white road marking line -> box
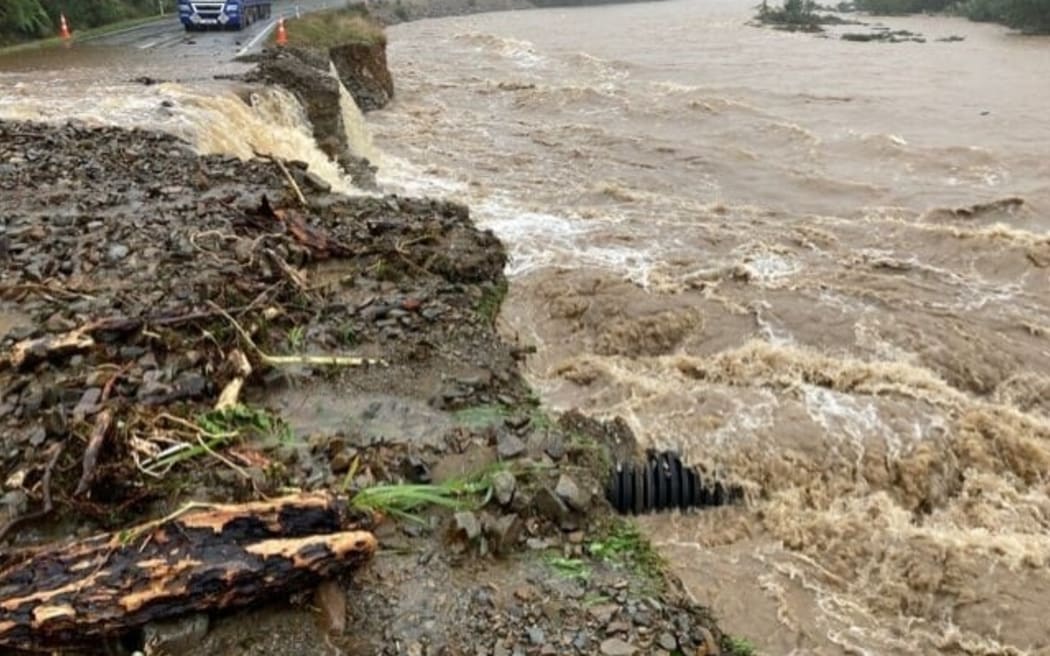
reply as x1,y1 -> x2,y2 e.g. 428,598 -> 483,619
237,18 -> 279,57
138,40 -> 158,49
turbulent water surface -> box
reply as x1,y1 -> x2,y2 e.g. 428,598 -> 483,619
366,3 -> 1050,654
3,2 -> 1050,653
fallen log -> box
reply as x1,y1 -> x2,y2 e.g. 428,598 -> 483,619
0,492 -> 375,652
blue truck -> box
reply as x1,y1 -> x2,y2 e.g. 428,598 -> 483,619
177,0 -> 273,30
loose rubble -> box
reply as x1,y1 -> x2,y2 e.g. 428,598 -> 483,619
0,119 -> 727,654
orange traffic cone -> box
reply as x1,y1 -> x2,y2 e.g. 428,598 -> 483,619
59,13 -> 71,40
276,18 -> 287,46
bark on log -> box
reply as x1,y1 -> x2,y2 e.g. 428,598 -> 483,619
0,492 -> 375,652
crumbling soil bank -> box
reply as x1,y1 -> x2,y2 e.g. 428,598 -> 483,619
0,120 -> 727,655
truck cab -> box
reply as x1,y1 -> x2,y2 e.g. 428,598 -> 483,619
177,0 -> 272,31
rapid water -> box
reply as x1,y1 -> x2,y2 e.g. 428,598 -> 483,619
366,2 -> 1050,654
0,47 -> 368,191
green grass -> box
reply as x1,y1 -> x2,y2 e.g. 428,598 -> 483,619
350,468 -> 500,523
453,402 -> 553,432
587,519 -> 666,586
286,325 -> 306,351
545,556 -> 591,581
196,403 -> 294,443
476,280 -> 508,325
453,403 -> 512,428
725,636 -> 757,656
272,7 -> 386,49
148,404 -> 294,471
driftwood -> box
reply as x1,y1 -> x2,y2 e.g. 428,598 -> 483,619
0,492 -> 375,652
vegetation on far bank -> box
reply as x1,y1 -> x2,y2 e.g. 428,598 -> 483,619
271,5 -> 386,49
0,0 -> 176,46
757,0 -> 1050,33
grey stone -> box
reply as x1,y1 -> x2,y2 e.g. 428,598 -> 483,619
658,633 -> 678,651
491,470 -> 516,505
555,474 -> 590,511
454,511 -> 482,540
28,426 -> 47,447
485,513 -> 520,553
527,626 -> 545,645
303,170 -> 332,193
544,434 -> 566,460
497,433 -> 526,459
533,487 -> 570,523
107,243 -> 129,262
73,387 -> 102,419
600,638 -> 638,656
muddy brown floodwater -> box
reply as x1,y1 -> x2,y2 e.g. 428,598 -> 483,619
363,1 -> 1050,654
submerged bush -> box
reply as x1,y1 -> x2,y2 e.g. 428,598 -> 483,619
955,0 -> 1050,32
757,0 -> 825,28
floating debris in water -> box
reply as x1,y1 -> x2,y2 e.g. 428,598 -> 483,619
605,451 -> 741,515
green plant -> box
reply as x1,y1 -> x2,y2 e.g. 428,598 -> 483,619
756,0 -> 823,26
545,556 -> 590,581
587,520 -> 666,584
453,403 -> 511,428
272,5 -> 386,48
197,403 -> 293,443
352,476 -> 482,522
340,324 -> 357,346
475,280 -> 508,325
0,0 -> 50,37
725,636 -> 757,656
286,325 -> 306,351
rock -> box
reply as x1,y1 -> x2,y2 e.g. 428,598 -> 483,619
107,243 -> 130,262
533,487 -> 570,523
555,474 -> 589,511
589,603 -> 619,625
544,434 -> 565,460
302,170 -> 332,193
330,451 -> 353,474
73,387 -> 102,419
696,627 -> 720,655
496,433 -> 526,459
600,638 -> 638,656
454,511 -> 482,540
27,426 -> 47,447
491,470 -> 516,505
142,613 -> 209,656
484,513 -> 520,554
1,490 -> 28,522
527,626 -> 545,645
606,620 -> 631,635
658,632 -> 678,651
315,580 -> 347,636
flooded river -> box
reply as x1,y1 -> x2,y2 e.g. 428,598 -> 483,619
3,0 -> 1050,653
367,2 -> 1050,654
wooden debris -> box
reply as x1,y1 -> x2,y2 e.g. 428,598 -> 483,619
256,195 -> 352,259
215,349 -> 252,411
0,493 -> 375,652
6,328 -> 94,370
74,408 -> 112,497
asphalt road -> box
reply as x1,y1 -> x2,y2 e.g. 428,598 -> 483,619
82,0 -> 344,57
